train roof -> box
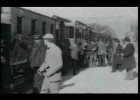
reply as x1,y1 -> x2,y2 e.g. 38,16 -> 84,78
18,7 -> 56,21
76,20 -> 93,29
52,15 -> 71,22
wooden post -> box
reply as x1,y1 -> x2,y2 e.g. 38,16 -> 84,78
74,21 -> 76,42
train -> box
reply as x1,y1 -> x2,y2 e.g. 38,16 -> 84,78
1,7 -> 113,93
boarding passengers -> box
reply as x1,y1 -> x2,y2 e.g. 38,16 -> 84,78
37,33 -> 63,93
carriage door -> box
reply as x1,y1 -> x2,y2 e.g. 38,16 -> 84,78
1,23 -> 12,91
1,23 -> 11,64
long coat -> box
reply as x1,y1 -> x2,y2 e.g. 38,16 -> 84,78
113,44 -> 123,65
123,43 -> 136,69
29,43 -> 46,68
29,43 -> 46,92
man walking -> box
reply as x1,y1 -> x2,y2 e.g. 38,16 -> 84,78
37,33 -> 63,93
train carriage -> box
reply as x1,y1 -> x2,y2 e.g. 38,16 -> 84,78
1,7 -> 56,93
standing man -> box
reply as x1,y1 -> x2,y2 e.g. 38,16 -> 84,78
29,35 -> 46,93
37,33 -> 63,93
87,40 -> 97,67
58,39 -> 71,75
86,40 -> 94,67
122,37 -> 136,80
77,42 -> 84,68
92,40 -> 98,66
97,39 -> 106,67
70,39 -> 80,75
82,40 -> 88,67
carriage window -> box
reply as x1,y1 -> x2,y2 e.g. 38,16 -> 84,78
17,17 -> 22,34
31,20 -> 36,35
70,27 -> 74,38
42,22 -> 46,35
65,27 -> 69,38
0,7 -> 2,13
51,24 -> 54,34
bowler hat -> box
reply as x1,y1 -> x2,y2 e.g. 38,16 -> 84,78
124,37 -> 130,42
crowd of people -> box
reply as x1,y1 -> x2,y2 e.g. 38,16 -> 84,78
28,33 -> 136,94
0,33 -> 137,94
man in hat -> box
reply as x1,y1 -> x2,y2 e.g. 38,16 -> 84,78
122,37 -> 136,80
29,35 -> 46,93
37,33 -> 63,93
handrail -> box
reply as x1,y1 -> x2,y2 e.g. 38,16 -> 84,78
10,59 -> 28,66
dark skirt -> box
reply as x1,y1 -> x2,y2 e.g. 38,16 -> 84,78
113,54 -> 122,65
123,54 -> 136,70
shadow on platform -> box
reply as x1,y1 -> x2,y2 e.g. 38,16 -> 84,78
60,83 -> 75,90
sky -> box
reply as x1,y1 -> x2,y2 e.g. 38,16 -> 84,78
22,7 -> 138,38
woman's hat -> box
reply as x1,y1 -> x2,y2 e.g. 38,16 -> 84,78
124,37 -> 130,42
